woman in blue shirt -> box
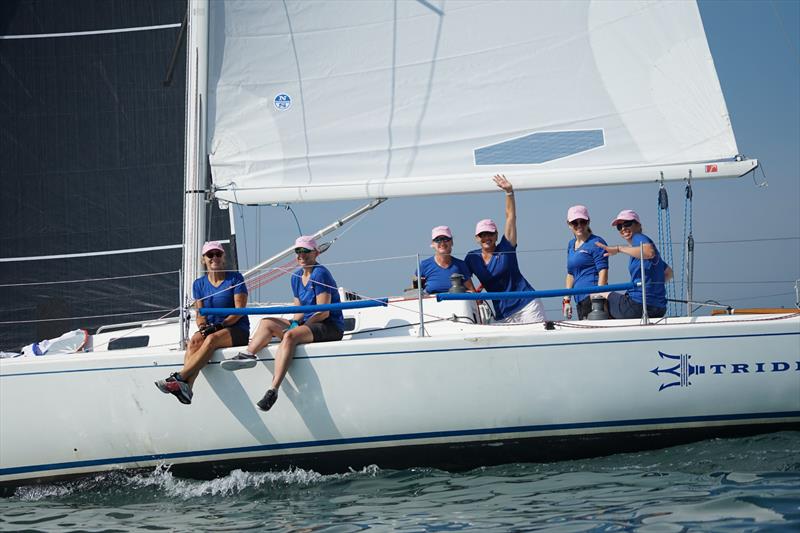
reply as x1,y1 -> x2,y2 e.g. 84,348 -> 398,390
416,225 -> 476,294
222,236 -> 344,412
465,175 -> 546,323
596,210 -> 673,319
563,205 -> 608,320
155,241 -> 249,405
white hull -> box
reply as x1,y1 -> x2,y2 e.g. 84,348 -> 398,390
2,308 -> 798,487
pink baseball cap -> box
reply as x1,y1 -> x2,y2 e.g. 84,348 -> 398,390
294,235 -> 319,251
474,219 -> 498,235
201,241 -> 224,255
567,205 -> 590,222
431,226 -> 453,240
611,210 -> 641,226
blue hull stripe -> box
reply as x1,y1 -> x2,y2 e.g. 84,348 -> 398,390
1,330 -> 797,378
2,411 -> 799,477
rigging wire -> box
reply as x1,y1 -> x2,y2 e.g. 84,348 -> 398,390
770,0 -> 800,65
752,161 -> 769,188
0,309 -> 176,326
263,203 -> 303,236
680,174 -> 694,317
0,271 -> 179,288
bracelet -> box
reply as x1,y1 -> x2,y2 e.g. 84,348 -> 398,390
617,246 -> 621,253
505,192 -> 514,196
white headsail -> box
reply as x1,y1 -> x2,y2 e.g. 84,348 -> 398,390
206,0 -> 755,205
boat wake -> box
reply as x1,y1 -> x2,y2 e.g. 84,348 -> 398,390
12,463 -> 382,502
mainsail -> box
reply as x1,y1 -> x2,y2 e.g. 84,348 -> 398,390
207,0 -> 755,205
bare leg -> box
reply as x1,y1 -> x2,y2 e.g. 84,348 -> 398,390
271,326 -> 314,390
183,332 -> 204,367
246,317 -> 289,354
180,328 -> 234,387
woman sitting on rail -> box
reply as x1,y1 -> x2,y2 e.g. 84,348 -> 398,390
155,241 -> 249,405
563,205 -> 608,320
464,174 -> 546,324
221,235 -> 344,412
595,210 -> 673,319
416,225 -> 476,294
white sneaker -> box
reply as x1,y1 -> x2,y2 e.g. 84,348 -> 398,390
220,352 -> 258,371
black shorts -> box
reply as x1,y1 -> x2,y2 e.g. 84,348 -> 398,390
307,318 -> 344,343
608,292 -> 666,319
227,325 -> 250,346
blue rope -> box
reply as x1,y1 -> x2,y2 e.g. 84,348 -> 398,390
664,201 -> 675,314
656,185 -> 676,316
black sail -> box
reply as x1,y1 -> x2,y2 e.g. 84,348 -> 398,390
0,0 -> 228,350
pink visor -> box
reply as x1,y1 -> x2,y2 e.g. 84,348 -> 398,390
294,235 -> 319,251
567,205 -> 590,222
474,219 -> 498,235
611,210 -> 641,226
431,225 -> 453,240
201,241 -> 224,255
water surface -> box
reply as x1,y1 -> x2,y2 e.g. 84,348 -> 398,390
2,432 -> 798,532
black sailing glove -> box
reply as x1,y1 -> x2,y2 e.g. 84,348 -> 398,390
200,323 -> 224,337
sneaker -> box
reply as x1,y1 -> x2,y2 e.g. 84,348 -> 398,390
154,372 -> 193,405
220,352 -> 258,371
256,388 -> 278,411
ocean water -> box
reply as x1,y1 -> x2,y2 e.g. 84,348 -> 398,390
2,432 -> 798,532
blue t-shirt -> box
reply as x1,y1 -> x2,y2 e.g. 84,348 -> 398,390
567,234 -> 609,303
290,264 -> 345,331
193,272 -> 250,333
465,236 -> 534,320
417,256 -> 472,294
627,233 -> 668,309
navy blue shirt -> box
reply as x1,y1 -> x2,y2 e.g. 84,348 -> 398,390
193,272 -> 250,333
465,236 -> 534,320
291,265 -> 345,331
417,256 -> 472,294
567,234 -> 609,303
627,233 -> 668,309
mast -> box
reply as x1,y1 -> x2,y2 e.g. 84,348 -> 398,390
181,0 -> 209,305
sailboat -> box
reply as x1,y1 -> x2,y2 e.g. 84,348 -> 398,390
1,0 -> 798,489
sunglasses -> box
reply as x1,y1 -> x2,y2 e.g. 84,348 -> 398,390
433,236 -> 452,243
294,248 -> 314,255
569,219 -> 588,227
204,251 -> 223,258
477,231 -> 497,239
616,220 -> 635,231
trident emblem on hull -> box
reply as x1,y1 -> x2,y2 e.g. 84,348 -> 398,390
650,351 -> 705,391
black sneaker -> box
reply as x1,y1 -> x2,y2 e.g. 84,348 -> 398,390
256,388 -> 278,411
155,372 -> 193,405
220,352 -> 258,371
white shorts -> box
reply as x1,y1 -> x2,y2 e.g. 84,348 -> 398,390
492,298 -> 547,324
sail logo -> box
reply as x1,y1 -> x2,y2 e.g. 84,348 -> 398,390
274,93 -> 292,110
650,351 -> 798,391
705,163 -> 718,173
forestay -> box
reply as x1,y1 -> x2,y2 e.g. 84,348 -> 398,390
207,0 -> 754,205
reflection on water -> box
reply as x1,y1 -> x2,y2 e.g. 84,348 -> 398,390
2,432 -> 799,532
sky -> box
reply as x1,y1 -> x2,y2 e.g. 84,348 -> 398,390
234,0 -> 800,316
